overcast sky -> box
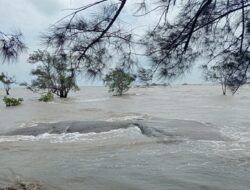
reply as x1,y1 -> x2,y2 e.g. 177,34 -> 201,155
0,0 -> 204,85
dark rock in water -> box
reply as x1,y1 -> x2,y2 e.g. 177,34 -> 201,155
3,119 -> 228,142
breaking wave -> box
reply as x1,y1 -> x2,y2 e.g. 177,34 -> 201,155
0,126 -> 144,143
0,119 -> 228,145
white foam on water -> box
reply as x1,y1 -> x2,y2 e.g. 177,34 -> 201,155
183,138 -> 250,160
75,97 -> 109,103
28,120 -> 61,128
220,125 -> 250,143
47,102 -> 59,105
106,114 -> 150,122
0,127 -> 143,144
18,123 -> 26,128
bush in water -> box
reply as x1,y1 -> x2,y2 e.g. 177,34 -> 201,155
3,96 -> 23,107
103,68 -> 135,96
39,92 -> 54,102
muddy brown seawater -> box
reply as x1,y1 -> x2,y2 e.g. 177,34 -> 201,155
0,86 -> 250,190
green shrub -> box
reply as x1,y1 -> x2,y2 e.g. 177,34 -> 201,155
3,96 -> 23,107
39,92 -> 54,102
103,68 -> 135,96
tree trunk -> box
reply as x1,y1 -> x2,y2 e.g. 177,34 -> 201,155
221,82 -> 226,95
59,90 -> 68,98
5,89 -> 9,96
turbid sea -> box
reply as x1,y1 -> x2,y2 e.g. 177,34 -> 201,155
0,85 -> 249,190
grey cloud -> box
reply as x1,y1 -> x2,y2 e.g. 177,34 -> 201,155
27,0 -> 68,15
